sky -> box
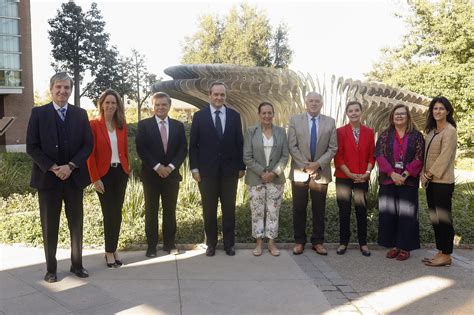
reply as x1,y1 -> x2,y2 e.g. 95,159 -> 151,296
31,0 -> 408,107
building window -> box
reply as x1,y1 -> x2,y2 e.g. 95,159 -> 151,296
0,0 -> 20,88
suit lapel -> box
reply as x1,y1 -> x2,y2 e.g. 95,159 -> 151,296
98,117 -> 111,148
269,125 -> 278,158
300,114 -> 310,149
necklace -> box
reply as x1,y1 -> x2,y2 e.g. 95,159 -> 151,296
106,121 -> 114,132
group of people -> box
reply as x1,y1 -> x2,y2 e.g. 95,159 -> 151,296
26,72 -> 457,283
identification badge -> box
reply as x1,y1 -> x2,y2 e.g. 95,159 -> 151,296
395,161 -> 404,169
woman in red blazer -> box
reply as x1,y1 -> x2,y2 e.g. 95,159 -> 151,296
334,101 -> 375,256
87,89 -> 129,268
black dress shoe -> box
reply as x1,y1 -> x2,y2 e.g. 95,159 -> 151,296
146,248 -> 157,258
225,247 -> 236,256
206,246 -> 216,257
360,247 -> 371,257
336,245 -> 347,255
70,266 -> 89,278
44,272 -> 57,283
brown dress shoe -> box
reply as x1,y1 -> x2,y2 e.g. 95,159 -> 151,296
293,244 -> 304,255
313,244 -> 328,256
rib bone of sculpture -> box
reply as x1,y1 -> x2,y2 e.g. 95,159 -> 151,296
153,64 -> 430,132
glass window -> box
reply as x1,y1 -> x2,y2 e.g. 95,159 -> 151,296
0,0 -> 19,18
0,69 -> 21,87
0,18 -> 18,34
0,35 -> 19,51
0,52 -> 20,68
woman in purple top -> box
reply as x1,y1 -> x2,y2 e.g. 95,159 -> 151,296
375,104 -> 424,261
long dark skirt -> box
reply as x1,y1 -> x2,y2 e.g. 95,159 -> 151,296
378,184 -> 420,251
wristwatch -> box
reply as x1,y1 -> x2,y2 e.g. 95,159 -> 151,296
68,162 -> 77,171
401,172 -> 408,179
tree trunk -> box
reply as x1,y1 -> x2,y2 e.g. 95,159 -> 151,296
74,67 -> 81,107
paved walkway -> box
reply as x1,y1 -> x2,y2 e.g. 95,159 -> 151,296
1,244 -> 473,314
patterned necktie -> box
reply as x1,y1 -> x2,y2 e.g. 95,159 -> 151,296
58,107 -> 66,121
310,117 -> 317,161
215,110 -> 223,140
160,120 -> 168,153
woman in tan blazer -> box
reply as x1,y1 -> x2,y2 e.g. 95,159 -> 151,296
421,96 -> 457,267
243,102 -> 289,256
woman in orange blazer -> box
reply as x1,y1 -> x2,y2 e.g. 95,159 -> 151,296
334,101 -> 375,256
87,89 -> 129,268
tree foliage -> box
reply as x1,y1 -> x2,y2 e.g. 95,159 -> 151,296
128,49 -> 160,121
48,2 -> 109,107
82,46 -> 134,103
181,3 -> 293,68
367,0 -> 473,147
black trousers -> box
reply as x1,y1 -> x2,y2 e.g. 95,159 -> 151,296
426,182 -> 455,254
199,175 -> 238,249
336,178 -> 368,246
292,181 -> 328,245
38,180 -> 84,273
96,165 -> 128,253
378,184 -> 420,251
143,175 -> 180,251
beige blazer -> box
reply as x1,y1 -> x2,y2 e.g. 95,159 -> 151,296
288,113 -> 338,183
423,123 -> 457,184
243,124 -> 289,186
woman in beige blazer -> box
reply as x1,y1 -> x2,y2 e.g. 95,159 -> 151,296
421,96 -> 457,267
243,102 -> 289,256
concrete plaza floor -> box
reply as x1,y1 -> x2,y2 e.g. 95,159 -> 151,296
1,244 -> 473,314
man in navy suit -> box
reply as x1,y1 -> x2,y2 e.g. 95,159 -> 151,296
136,92 -> 187,257
189,82 -> 245,256
26,72 -> 93,282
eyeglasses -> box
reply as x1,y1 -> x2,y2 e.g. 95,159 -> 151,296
394,112 -> 407,117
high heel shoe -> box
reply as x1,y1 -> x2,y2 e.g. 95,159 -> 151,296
113,252 -> 123,266
105,254 -> 116,268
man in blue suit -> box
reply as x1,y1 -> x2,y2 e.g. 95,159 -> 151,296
26,72 -> 93,282
189,82 -> 245,256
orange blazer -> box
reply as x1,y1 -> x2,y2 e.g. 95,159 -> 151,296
334,123 -> 375,179
87,116 -> 129,183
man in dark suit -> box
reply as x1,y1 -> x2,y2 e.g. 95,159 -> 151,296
26,72 -> 93,283
136,92 -> 187,257
189,82 -> 245,256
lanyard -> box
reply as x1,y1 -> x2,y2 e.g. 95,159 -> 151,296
395,131 -> 405,161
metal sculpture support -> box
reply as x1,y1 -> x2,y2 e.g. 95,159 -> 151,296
153,64 -> 430,132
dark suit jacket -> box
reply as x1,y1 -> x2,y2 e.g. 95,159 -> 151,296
189,106 -> 245,177
26,103 -> 93,190
136,116 -> 187,183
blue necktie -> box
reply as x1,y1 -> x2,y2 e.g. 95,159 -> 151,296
215,110 -> 223,140
58,107 -> 66,121
310,117 -> 317,161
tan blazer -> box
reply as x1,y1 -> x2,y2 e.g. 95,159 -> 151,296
288,113 -> 338,183
243,124 -> 289,186
423,123 -> 457,184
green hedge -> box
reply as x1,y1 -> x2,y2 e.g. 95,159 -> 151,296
1,151 -> 473,248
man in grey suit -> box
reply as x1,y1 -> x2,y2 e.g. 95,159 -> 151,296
288,92 -> 337,255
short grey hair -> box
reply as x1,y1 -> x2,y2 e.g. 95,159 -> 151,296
151,92 -> 172,105
49,72 -> 73,90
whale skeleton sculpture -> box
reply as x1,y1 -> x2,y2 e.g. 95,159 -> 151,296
153,64 -> 430,132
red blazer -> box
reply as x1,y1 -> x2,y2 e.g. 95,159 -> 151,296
334,123 -> 375,179
87,116 -> 129,183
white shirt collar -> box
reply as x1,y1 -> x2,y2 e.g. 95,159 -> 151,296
53,102 -> 68,111
155,115 -> 169,124
210,104 -> 226,114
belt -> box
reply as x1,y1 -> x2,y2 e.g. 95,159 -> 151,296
111,163 -> 120,168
